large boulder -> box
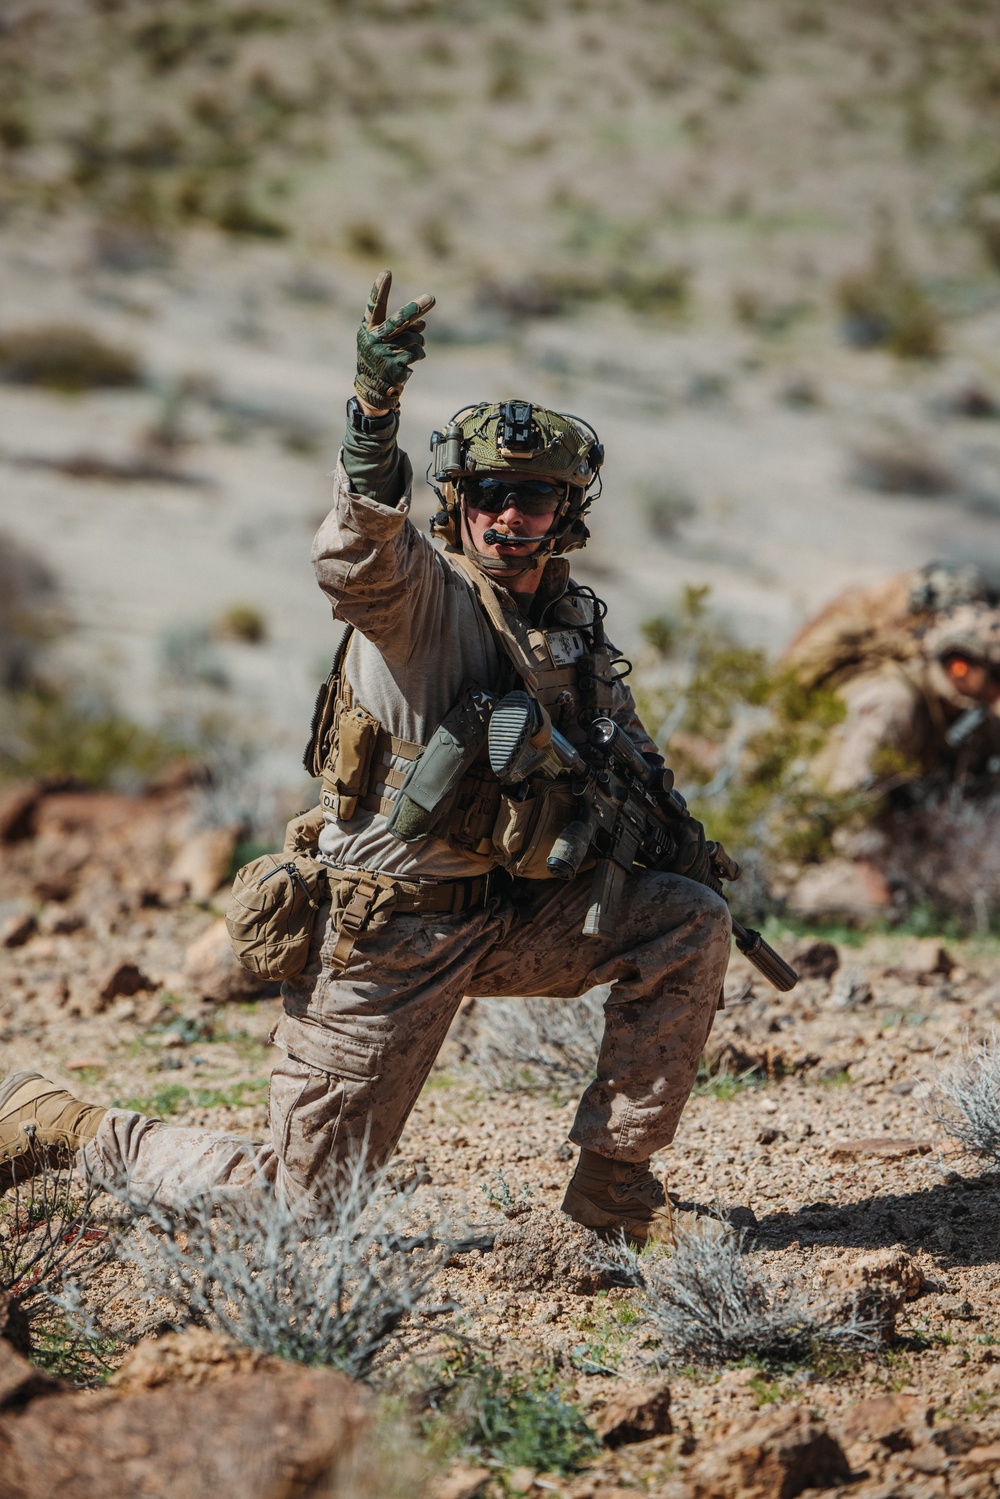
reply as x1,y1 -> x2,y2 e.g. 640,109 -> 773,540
182,917 -> 275,1004
0,1333 -> 369,1499
687,1407 -> 850,1499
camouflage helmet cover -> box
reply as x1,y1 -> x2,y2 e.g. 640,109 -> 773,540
922,601 -> 1000,669
429,399 -> 604,555
456,401 -> 602,489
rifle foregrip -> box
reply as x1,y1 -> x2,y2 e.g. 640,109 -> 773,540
731,919 -> 799,992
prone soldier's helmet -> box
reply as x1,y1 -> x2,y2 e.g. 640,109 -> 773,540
427,400 -> 604,560
922,600 -> 1000,710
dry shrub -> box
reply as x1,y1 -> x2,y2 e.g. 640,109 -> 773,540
850,434 -> 955,496
836,237 -> 943,358
931,1032 -> 1000,1165
0,324 -> 141,390
879,791 -> 1000,929
601,1230 -> 886,1366
465,989 -> 606,1091
0,1162 -> 122,1376
215,603 -> 267,644
113,1154 -> 456,1377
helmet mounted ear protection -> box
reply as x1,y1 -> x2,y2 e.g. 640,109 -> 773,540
426,400 -> 604,560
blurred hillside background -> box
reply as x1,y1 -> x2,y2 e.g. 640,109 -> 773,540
3,0 -> 1000,843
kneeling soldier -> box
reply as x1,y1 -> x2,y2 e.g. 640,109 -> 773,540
0,274 -> 732,1245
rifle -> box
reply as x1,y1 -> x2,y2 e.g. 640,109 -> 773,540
487,693 -> 798,992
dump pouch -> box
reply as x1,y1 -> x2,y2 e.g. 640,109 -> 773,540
388,684 -> 494,842
226,850 -> 328,982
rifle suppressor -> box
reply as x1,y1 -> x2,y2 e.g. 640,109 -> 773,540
731,919 -> 799,992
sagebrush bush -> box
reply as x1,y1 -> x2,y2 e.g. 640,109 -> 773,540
466,989 -> 606,1090
836,236 -> 943,358
0,324 -> 140,390
601,1230 -> 884,1366
0,1162 -> 122,1378
115,1154 -> 455,1377
931,1033 -> 1000,1164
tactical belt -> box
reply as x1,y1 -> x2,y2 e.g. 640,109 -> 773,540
325,865 -> 500,970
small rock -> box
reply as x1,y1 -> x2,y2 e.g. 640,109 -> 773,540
433,1465 -> 492,1499
183,917 -> 276,1003
687,1407 -> 850,1499
168,825 -> 241,904
109,1329 -> 267,1392
0,911 -> 36,948
828,1138 -> 932,1161
962,1443 -> 1000,1474
595,1381 -> 672,1447
899,939 -> 954,977
837,1392 -> 933,1452
899,1441 -> 948,1475
97,960 -> 154,1004
0,1350 -> 369,1499
817,1248 -> 925,1341
937,1295 -> 976,1321
789,940 -> 840,980
507,1468 -> 536,1495
37,905 -> 86,936
0,780 -> 42,842
830,965 -> 873,1009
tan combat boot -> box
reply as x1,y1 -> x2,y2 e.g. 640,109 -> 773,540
561,1147 -> 727,1247
0,1072 -> 106,1195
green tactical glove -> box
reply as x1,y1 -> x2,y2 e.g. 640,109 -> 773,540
355,269 -> 436,412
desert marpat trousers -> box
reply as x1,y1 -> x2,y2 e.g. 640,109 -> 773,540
81,870 -> 731,1215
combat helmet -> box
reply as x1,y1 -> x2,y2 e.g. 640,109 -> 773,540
923,601 -> 1000,670
427,400 -> 604,566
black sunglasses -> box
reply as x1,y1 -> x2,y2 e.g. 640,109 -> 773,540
461,475 -> 565,516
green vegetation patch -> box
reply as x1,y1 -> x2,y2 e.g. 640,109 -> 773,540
112,1078 -> 269,1116
0,325 -> 141,391
423,1354 -> 600,1476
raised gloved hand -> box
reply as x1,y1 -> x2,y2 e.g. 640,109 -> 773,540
355,269 -> 435,412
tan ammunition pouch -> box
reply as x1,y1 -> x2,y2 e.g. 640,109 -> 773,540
302,556 -> 620,878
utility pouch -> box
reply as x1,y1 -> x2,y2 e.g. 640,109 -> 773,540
321,704 -> 379,820
226,851 -> 328,981
388,684 -> 493,842
492,780 -> 584,880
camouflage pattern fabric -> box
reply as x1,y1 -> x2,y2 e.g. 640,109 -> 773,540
80,870 -> 731,1217
353,270 -> 435,412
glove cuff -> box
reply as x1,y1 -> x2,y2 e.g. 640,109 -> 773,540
354,375 -> 401,412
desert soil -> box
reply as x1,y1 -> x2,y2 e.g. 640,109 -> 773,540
3,782 -> 1000,1495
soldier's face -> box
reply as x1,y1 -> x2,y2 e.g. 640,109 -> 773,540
461,476 -> 560,563
944,655 -> 1000,705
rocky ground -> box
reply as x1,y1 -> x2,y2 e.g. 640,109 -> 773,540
4,778 -> 1000,1497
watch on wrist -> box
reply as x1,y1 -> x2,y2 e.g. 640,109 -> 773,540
347,396 -> 396,434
